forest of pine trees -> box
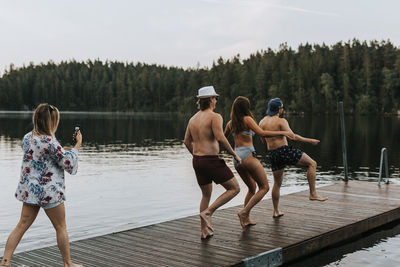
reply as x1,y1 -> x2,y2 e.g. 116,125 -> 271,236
1,39 -> 400,116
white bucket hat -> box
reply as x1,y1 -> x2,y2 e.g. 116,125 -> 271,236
197,86 -> 219,98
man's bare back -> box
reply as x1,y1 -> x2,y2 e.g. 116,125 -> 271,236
186,110 -> 220,156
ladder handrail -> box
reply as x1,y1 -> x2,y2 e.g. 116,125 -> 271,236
378,148 -> 389,186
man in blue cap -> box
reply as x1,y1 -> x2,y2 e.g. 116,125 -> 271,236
259,98 -> 327,218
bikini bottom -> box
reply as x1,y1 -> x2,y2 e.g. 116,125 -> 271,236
233,146 -> 256,167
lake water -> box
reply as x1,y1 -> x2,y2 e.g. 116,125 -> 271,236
0,112 -> 399,266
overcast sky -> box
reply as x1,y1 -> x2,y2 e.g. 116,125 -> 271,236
1,0 -> 399,70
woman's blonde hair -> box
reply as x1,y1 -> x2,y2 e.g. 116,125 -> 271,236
32,103 -> 60,136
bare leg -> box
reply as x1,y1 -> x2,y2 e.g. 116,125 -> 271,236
296,153 -> 328,201
235,165 -> 256,208
200,178 -> 240,234
1,204 -> 40,266
44,203 -> 83,267
272,169 -> 285,218
237,155 -> 270,228
199,183 -> 213,239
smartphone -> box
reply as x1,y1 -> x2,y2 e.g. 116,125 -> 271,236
73,125 -> 80,144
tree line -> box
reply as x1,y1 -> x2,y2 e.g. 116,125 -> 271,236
1,39 -> 400,116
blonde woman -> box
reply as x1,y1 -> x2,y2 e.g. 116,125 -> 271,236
1,104 -> 83,267
225,96 -> 293,227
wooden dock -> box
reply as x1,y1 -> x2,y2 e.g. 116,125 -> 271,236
4,181 -> 400,266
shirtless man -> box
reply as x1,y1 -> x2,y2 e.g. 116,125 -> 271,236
259,98 -> 328,218
184,86 -> 242,239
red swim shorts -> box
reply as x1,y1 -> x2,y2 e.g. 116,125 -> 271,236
192,155 -> 234,186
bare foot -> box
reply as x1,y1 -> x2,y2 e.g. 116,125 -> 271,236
309,194 -> 328,201
200,211 -> 214,232
65,263 -> 84,267
273,211 -> 284,218
237,211 -> 252,228
0,259 -> 11,267
247,218 -> 257,226
201,228 -> 214,239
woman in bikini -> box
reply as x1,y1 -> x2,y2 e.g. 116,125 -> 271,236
224,96 -> 293,227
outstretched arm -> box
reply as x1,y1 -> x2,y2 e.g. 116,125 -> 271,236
280,119 -> 319,145
184,122 -> 194,155
293,134 -> 320,145
245,116 -> 294,139
212,114 -> 242,165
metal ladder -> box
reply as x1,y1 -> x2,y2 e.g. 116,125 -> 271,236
378,148 -> 390,186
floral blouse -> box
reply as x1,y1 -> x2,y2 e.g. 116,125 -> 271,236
15,132 -> 79,206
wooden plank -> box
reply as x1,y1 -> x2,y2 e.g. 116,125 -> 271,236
282,208 -> 400,263
8,181 -> 400,267
117,230 -> 252,265
7,254 -> 50,267
94,234 -> 205,266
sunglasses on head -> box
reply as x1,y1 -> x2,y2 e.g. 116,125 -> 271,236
49,105 -> 55,113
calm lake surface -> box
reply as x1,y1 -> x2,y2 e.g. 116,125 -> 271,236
0,112 -> 399,266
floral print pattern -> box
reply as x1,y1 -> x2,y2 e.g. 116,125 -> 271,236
15,132 -> 79,206
268,145 -> 303,171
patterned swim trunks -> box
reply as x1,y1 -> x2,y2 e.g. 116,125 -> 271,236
268,145 -> 303,171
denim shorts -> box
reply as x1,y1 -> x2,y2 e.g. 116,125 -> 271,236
23,201 -> 64,210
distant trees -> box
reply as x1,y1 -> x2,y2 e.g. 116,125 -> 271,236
1,39 -> 400,115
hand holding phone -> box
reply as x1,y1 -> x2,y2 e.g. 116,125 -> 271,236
73,125 -> 82,148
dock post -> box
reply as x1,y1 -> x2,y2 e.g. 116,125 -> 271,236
339,102 -> 349,181
378,148 -> 390,186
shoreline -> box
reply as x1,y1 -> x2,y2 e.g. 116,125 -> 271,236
0,110 -> 399,118
0,111 -> 180,118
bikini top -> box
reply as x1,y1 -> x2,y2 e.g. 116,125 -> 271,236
232,130 -> 255,137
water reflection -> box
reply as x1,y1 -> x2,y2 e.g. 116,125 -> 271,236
288,220 -> 400,267
0,112 -> 399,257
1,113 -> 399,174
0,112 -> 186,147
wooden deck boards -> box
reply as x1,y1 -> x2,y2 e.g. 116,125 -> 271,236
4,181 -> 400,266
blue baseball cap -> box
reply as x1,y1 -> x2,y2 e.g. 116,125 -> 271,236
266,98 -> 283,116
